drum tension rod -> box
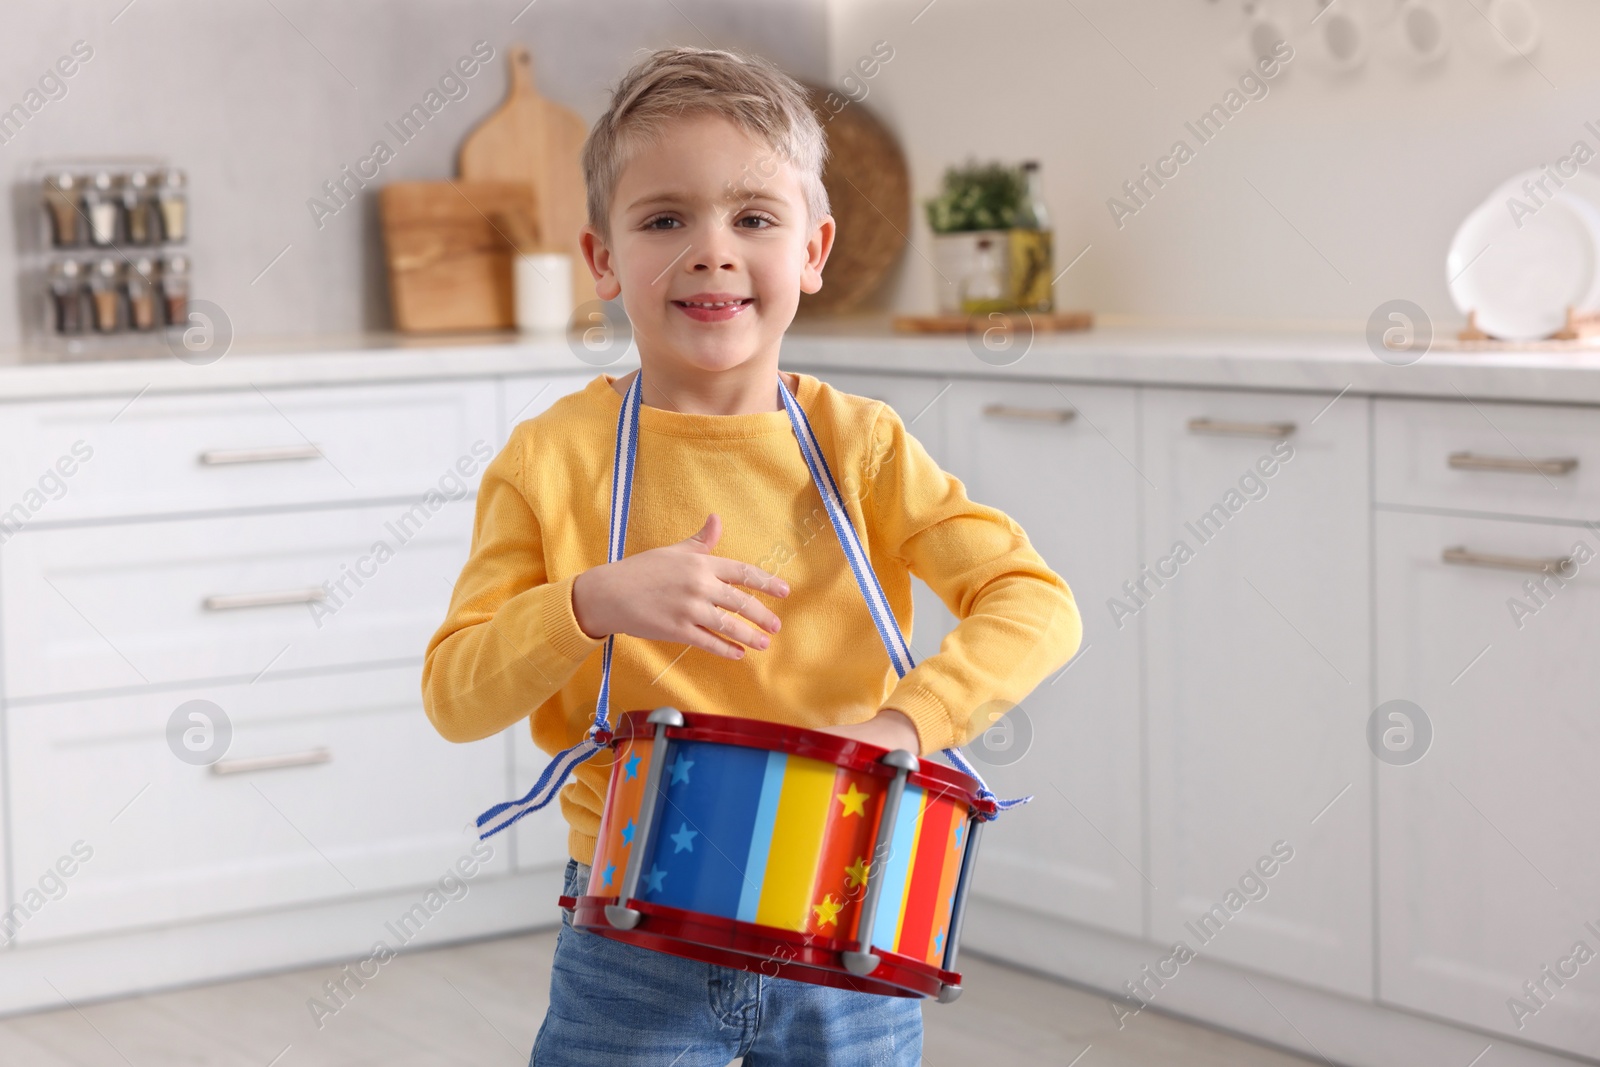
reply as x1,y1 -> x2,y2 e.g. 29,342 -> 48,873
605,706 -> 685,931
842,748 -> 919,978
937,813 -> 985,1003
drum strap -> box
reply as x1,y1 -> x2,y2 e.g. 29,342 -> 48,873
474,370 -> 1030,840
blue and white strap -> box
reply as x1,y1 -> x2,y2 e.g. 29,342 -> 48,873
473,372 -> 645,840
474,370 -> 1027,840
776,374 -> 1029,818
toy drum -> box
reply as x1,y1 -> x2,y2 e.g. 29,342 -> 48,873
559,707 -> 996,1001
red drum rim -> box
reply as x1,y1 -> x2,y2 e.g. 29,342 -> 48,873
610,708 -> 995,814
562,893 -> 957,999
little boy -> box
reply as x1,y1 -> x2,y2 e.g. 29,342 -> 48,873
422,45 -> 1082,1067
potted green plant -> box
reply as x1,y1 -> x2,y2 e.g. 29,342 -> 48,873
924,159 -> 1025,314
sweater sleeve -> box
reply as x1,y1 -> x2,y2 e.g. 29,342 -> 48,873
421,425 -> 606,744
865,402 -> 1083,755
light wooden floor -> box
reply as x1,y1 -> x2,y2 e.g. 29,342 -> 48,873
0,930 -> 1321,1066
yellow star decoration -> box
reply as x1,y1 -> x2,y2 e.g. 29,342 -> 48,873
837,783 -> 870,817
812,893 -> 843,928
844,856 -> 871,890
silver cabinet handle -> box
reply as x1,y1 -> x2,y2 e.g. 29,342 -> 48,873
983,403 -> 1076,423
1442,546 -> 1574,575
203,587 -> 327,611
199,444 -> 322,466
1187,417 -> 1295,438
1448,452 -> 1578,476
210,747 -> 332,776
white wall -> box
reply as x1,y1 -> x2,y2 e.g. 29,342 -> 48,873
12,0 -> 1591,343
827,0 -> 1600,330
0,0 -> 828,348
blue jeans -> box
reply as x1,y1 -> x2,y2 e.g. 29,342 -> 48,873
530,859 -> 923,1066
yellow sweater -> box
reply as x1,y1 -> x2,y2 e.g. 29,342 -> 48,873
422,370 -> 1083,864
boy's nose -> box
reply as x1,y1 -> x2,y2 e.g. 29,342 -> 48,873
689,225 -> 739,272
690,246 -> 736,272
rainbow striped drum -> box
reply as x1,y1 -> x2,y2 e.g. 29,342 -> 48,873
560,707 -> 994,1001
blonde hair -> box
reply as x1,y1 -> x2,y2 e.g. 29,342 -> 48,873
581,46 -> 830,244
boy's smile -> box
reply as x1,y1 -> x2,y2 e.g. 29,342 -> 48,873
580,112 -> 834,414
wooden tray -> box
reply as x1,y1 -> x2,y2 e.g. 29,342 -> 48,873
892,311 -> 1093,334
378,180 -> 537,333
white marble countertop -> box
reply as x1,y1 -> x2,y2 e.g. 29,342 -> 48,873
4,315 -> 1600,406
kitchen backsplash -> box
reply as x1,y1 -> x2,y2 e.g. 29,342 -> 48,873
9,0 -> 1600,347
0,0 -> 826,349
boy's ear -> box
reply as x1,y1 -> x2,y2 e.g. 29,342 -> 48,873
579,223 -> 622,301
799,213 -> 837,295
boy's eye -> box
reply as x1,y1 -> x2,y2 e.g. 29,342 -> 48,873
640,212 -> 776,231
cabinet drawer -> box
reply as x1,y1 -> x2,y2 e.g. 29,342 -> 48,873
1376,397 -> 1600,521
4,665 -> 511,943
2,500 -> 472,699
0,379 -> 497,524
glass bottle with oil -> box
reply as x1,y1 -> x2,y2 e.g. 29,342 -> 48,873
1009,160 -> 1054,313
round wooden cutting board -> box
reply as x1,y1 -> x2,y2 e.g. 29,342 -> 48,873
797,87 -> 910,317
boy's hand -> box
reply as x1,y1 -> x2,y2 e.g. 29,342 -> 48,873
571,513 -> 789,659
818,708 -> 921,755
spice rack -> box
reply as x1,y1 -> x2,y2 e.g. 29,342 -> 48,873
20,156 -> 190,358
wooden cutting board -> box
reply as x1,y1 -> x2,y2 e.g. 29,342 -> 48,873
458,45 -> 596,311
378,180 -> 537,332
892,311 -> 1094,333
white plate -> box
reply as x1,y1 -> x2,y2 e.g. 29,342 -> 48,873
1446,168 -> 1600,340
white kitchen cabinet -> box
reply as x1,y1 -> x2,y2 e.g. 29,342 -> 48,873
3,499 -> 473,699
1375,508 -> 1600,1058
4,664 -> 509,943
0,380 -> 497,524
1141,387 -> 1372,997
944,379 -> 1144,939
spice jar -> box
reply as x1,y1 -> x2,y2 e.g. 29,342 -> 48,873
84,171 -> 120,246
158,168 -> 187,243
89,257 -> 122,332
126,256 -> 158,331
121,171 -> 157,245
48,259 -> 87,333
160,252 -> 190,326
44,172 -> 82,248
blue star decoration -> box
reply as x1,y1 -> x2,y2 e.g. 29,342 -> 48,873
934,927 -> 947,955
644,864 -> 667,894
670,823 -> 699,853
624,752 -> 641,781
953,821 -> 965,849
948,891 -> 957,914
668,755 -> 695,785
602,863 -> 616,887
621,818 -> 636,846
